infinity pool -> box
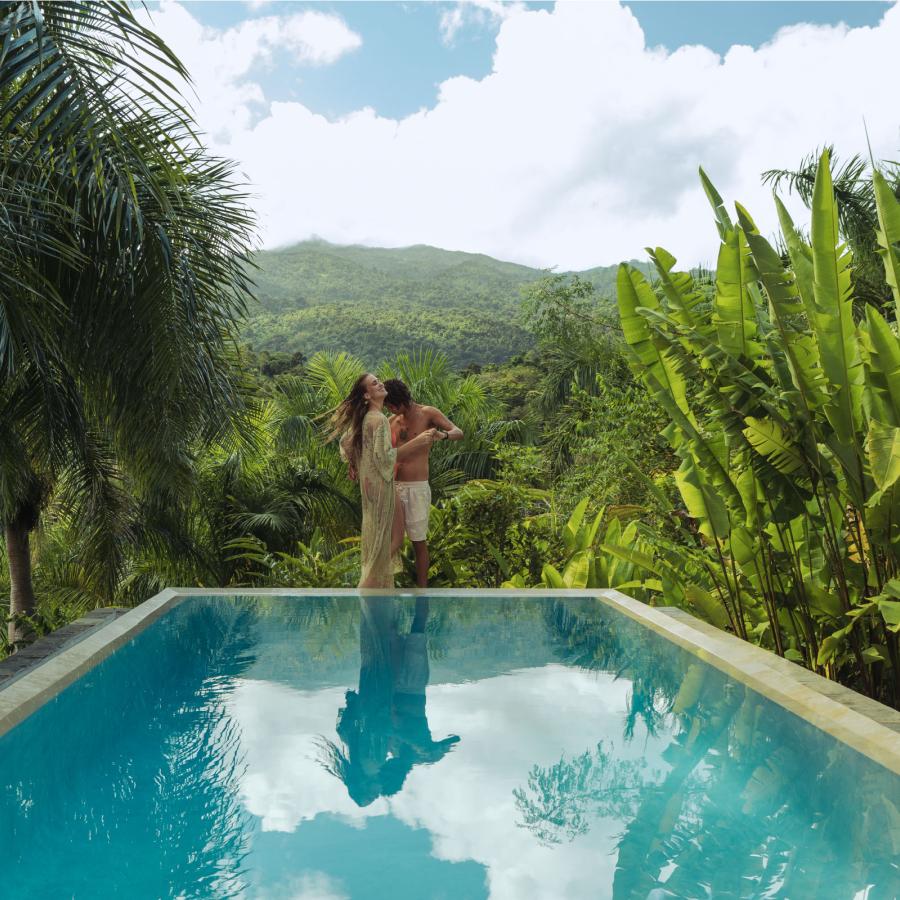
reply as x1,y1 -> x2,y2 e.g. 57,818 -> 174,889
1,593 -> 898,898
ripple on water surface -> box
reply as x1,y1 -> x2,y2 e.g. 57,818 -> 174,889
1,594 -> 898,899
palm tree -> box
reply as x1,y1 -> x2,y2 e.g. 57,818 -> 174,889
0,2 -> 257,644
762,146 -> 900,320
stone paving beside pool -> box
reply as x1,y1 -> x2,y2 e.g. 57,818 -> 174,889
0,607 -> 127,689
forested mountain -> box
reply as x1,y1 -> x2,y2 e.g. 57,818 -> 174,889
240,240 -> 647,367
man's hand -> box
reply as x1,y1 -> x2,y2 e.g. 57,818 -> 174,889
348,463 -> 358,481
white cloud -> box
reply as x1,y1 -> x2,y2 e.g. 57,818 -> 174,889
145,1 -> 899,270
229,681 -> 387,831
257,870 -> 349,900
228,666 -> 668,900
140,3 -> 361,142
440,1 -> 526,45
278,11 -> 363,65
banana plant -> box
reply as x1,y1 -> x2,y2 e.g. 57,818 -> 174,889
505,498 -> 659,601
616,151 -> 900,706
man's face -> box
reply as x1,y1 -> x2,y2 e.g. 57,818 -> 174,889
385,402 -> 399,415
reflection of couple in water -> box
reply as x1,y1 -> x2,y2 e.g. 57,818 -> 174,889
319,597 -> 460,807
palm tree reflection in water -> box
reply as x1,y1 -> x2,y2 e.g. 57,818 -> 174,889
319,597 -> 460,806
518,599 -> 900,899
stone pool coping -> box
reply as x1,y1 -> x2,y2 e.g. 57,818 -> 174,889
1,587 -> 898,775
0,607 -> 127,691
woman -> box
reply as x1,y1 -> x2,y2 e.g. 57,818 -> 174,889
331,373 -> 444,588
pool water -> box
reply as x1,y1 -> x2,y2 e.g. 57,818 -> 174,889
1,594 -> 898,899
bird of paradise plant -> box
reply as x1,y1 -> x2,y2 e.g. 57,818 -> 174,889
613,151 -> 900,706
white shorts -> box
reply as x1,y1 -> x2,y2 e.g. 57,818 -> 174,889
396,481 -> 431,542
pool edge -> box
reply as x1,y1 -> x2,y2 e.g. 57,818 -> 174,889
592,588 -> 900,776
0,588 -> 183,739
1,586 -> 898,777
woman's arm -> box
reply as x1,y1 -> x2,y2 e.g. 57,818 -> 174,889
339,432 -> 358,480
370,415 -> 397,481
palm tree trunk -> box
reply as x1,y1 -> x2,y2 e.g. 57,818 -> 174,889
5,522 -> 36,648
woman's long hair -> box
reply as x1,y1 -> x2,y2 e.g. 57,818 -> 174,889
327,372 -> 371,463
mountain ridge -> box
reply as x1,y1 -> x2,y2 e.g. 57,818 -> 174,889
241,240 -> 651,367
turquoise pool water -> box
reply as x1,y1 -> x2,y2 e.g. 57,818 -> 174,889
0,594 -> 897,899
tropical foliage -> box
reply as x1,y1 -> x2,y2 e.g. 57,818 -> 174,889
240,239 -> 645,368
611,151 -> 900,705
0,1 -> 255,646
2,2 -> 897,716
0,343 -> 519,648
763,146 -> 900,317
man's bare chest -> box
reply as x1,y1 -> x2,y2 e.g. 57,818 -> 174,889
394,412 -> 430,444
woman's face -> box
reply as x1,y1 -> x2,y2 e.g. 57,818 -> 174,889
362,373 -> 387,403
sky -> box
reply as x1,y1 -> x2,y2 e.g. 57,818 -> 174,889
139,1 -> 898,270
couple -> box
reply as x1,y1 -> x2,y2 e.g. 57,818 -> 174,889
331,373 -> 463,589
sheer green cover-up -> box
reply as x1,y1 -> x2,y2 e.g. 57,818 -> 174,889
344,411 -> 397,588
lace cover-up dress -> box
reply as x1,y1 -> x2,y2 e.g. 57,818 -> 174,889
348,411 -> 397,588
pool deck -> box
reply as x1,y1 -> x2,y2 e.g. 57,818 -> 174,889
0,607 -> 127,690
1,587 -> 898,775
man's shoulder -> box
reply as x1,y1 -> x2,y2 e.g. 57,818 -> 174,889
406,403 -> 437,422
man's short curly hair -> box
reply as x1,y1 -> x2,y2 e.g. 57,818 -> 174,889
384,378 -> 412,408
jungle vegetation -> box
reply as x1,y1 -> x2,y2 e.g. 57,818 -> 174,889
240,239 -> 645,367
2,3 -> 899,712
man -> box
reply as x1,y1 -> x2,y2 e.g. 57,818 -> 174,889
384,378 -> 463,587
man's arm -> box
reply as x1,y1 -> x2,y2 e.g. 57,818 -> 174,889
427,407 -> 464,441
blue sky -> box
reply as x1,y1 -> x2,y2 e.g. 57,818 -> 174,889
183,1 -> 889,120
144,1 -> 898,267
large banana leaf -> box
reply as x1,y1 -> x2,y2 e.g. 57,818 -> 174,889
865,478 -> 900,563
616,264 -> 690,416
866,420 -> 900,491
713,224 -> 759,360
640,303 -> 792,432
562,497 -> 589,553
741,213 -> 824,413
562,550 -> 594,589
872,169 -> 900,320
685,582 -> 732,629
599,542 -> 660,578
700,174 -> 759,359
774,196 -> 817,323
647,248 -> 709,334
562,498 -> 604,554
699,166 -> 734,240
674,457 -> 731,542
810,150 -> 865,459
861,306 -> 900,427
642,368 -> 746,513
541,564 -> 564,589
